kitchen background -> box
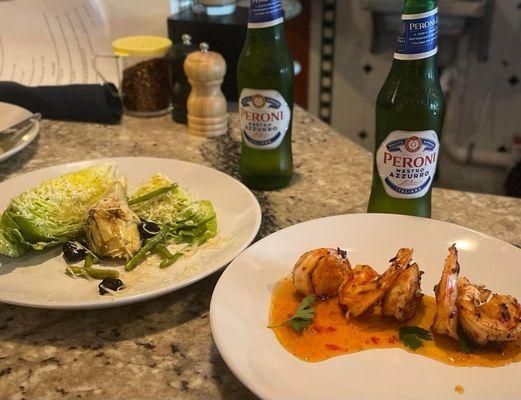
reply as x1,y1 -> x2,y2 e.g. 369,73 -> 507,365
88,0 -> 521,196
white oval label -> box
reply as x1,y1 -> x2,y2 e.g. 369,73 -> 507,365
239,88 -> 291,150
376,130 -> 439,198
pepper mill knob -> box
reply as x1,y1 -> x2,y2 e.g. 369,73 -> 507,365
182,34 -> 192,46
184,43 -> 228,137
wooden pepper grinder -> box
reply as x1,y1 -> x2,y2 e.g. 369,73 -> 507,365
184,42 -> 228,137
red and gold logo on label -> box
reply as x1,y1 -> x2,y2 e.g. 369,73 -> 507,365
252,94 -> 266,109
404,136 -> 421,153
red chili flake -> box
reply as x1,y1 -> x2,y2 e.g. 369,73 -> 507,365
387,335 -> 398,344
371,337 -> 380,344
311,325 -> 336,334
325,344 -> 341,351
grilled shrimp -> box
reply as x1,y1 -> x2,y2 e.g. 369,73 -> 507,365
292,247 -> 351,297
432,244 -> 460,339
382,262 -> 423,321
338,248 -> 413,317
457,277 -> 521,345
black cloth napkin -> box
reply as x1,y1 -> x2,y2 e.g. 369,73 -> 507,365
0,82 -> 122,124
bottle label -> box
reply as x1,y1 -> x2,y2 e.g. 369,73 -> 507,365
239,88 -> 290,150
248,0 -> 284,29
394,7 -> 438,60
376,130 -> 439,199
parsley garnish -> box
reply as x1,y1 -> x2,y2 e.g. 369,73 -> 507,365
457,325 -> 475,354
399,326 -> 432,350
271,295 -> 316,334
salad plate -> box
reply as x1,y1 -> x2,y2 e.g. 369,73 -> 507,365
0,102 -> 39,163
210,213 -> 521,400
0,157 -> 261,309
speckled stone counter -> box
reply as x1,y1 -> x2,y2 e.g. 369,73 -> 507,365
0,108 -> 520,400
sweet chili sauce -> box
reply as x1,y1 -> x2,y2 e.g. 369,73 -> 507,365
269,276 -> 521,366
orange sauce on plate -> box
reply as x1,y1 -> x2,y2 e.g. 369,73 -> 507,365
269,276 -> 521,366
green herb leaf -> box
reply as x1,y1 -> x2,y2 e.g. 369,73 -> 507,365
457,324 -> 475,354
289,318 -> 313,334
273,295 -> 316,334
293,295 -> 316,320
400,333 -> 424,350
399,326 -> 432,340
399,326 -> 433,350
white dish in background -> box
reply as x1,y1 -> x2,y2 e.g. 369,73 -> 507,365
0,102 -> 39,163
210,213 -> 521,400
0,157 -> 261,309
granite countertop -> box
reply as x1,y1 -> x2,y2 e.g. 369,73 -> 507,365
0,108 -> 520,400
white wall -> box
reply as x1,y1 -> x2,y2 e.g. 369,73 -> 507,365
440,1 -> 521,193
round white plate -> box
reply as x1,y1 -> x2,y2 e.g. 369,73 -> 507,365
0,102 -> 39,163
211,213 -> 521,400
0,157 -> 261,309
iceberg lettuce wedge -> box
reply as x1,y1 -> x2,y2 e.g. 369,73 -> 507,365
0,164 -> 116,257
0,214 -> 29,257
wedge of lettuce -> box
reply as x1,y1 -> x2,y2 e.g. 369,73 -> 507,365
0,214 -> 28,257
130,174 -> 217,246
0,164 -> 116,257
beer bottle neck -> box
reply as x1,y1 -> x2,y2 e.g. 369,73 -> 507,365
245,23 -> 286,45
403,0 -> 437,14
393,1 -> 438,63
389,56 -> 438,83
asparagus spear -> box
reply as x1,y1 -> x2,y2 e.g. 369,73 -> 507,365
159,252 -> 183,269
128,184 -> 177,206
67,254 -> 119,279
125,225 -> 170,271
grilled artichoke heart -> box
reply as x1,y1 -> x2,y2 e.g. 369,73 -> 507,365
84,182 -> 141,259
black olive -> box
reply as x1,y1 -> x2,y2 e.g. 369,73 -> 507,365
63,240 -> 89,264
139,221 -> 161,239
99,278 -> 125,295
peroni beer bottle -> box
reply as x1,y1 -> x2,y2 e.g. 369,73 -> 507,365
367,0 -> 444,217
238,0 -> 294,190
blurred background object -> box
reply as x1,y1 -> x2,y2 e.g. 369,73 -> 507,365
196,0 -> 237,16
99,0 -> 172,38
169,34 -> 196,123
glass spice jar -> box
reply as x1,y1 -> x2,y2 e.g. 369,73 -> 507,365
112,36 -> 173,117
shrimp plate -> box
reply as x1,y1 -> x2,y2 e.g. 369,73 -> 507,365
211,214 -> 521,400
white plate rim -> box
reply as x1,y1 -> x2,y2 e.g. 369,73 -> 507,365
210,213 -> 521,400
0,102 -> 39,163
0,156 -> 262,309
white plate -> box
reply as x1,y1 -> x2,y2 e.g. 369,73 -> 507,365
211,214 -> 521,400
0,157 -> 261,309
0,102 -> 39,163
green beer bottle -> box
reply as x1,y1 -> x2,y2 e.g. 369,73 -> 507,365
367,0 -> 444,217
238,0 -> 294,190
